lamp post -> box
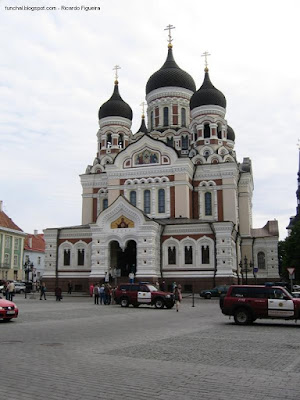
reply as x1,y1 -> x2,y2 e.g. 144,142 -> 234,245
24,259 -> 34,282
239,260 -> 243,284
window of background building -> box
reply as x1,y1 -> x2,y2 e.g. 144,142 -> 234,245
168,247 -> 176,264
13,255 -> 18,267
202,246 -> 210,264
64,249 -> 71,266
257,252 -> 266,269
78,249 -> 85,266
5,235 -> 10,248
14,238 -> 19,250
184,246 -> 193,264
38,257 -> 41,265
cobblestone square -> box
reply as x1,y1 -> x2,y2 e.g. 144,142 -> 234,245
1,294 -> 299,399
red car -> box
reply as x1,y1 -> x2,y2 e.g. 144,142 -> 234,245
114,283 -> 175,309
0,298 -> 19,321
220,285 -> 300,325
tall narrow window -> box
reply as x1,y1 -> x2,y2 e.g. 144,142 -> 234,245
163,107 -> 169,126
14,238 -> 19,250
168,247 -> 176,264
78,249 -> 85,266
204,124 -> 210,138
130,191 -> 136,207
118,134 -> 124,148
151,111 -> 154,130
182,136 -> 188,150
205,192 -> 212,216
184,246 -> 193,264
167,137 -> 173,148
155,107 -> 159,127
202,246 -> 210,264
103,198 -> 108,210
257,252 -> 266,269
107,133 -> 112,148
144,190 -> 151,214
158,189 -> 165,213
181,108 -> 186,127
194,126 -> 198,142
64,249 -> 71,266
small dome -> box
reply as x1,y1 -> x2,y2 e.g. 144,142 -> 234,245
146,47 -> 196,95
227,125 -> 235,141
190,70 -> 226,110
136,116 -> 148,134
99,82 -> 132,120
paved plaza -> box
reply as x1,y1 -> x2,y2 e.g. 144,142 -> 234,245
1,294 -> 300,400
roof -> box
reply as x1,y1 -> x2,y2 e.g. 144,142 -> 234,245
0,210 -> 23,232
251,220 -> 279,238
146,47 -> 196,95
190,70 -> 226,110
98,82 -> 133,120
24,233 -> 45,252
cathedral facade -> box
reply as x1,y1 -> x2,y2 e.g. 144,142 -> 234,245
43,36 -> 279,292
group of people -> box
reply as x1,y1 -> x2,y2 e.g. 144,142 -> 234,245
91,283 -> 114,305
1,281 -> 15,301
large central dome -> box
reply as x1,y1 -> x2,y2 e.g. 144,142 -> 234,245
146,46 -> 196,95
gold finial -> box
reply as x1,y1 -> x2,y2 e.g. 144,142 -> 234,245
113,65 -> 121,84
164,24 -> 175,48
140,101 -> 146,118
201,51 -> 211,72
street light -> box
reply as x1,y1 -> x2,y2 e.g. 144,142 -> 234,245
24,259 -> 34,283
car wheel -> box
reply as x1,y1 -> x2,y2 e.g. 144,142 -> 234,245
234,308 -> 251,325
205,293 -> 211,299
120,297 -> 129,307
154,298 -> 164,309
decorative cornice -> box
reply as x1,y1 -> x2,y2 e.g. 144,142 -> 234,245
191,105 -> 226,119
146,87 -> 193,104
99,116 -> 132,129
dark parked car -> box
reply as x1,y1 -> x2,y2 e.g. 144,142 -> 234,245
200,285 -> 230,299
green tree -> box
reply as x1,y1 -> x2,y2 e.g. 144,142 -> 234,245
279,220 -> 300,282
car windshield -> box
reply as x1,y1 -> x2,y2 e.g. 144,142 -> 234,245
147,285 -> 158,292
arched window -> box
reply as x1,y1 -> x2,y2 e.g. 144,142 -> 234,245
78,249 -> 85,266
205,192 -> 212,216
193,126 -> 198,142
217,128 -> 222,139
63,249 -> 71,266
181,136 -> 189,150
202,246 -> 210,264
158,189 -> 165,213
257,252 -> 266,269
181,108 -> 186,127
184,246 -> 193,264
150,111 -> 154,131
204,124 -> 210,138
103,198 -> 108,210
130,191 -> 136,207
118,134 -> 124,148
168,247 -> 176,264
163,107 -> 169,126
167,137 -> 173,148
107,133 -> 112,148
144,190 -> 151,214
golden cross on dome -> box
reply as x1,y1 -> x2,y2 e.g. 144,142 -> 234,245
201,51 -> 211,71
164,24 -> 175,47
140,101 -> 146,117
113,65 -> 121,83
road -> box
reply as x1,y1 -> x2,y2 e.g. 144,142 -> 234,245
1,294 -> 300,400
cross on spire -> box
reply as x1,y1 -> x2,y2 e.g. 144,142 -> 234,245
113,65 -> 121,83
164,24 -> 175,48
201,51 -> 211,71
140,101 -> 146,117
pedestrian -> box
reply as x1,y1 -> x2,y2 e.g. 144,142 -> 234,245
129,271 -> 135,284
172,281 -> 177,291
174,286 -> 182,312
55,287 -> 62,301
93,283 -> 99,305
160,280 -> 166,292
40,282 -> 47,300
89,283 -> 94,297
8,281 -> 15,301
3,281 -> 9,300
67,281 -> 73,294
99,284 -> 105,305
104,271 -> 110,284
104,283 -> 111,305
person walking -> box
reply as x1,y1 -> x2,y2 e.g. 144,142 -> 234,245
40,282 -> 47,300
174,286 -> 182,312
93,283 -> 99,305
129,271 -> 135,284
55,287 -> 62,301
89,283 -> 94,297
99,284 -> 105,305
67,281 -> 73,294
7,281 -> 15,301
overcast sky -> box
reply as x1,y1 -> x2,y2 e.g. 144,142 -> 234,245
1,0 -> 299,240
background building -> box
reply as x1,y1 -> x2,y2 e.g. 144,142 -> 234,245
43,34 -> 279,292
0,200 -> 26,281
24,230 -> 45,283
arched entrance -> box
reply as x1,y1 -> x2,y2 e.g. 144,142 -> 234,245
110,240 -> 137,278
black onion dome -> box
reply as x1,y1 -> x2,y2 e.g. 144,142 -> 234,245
146,47 -> 196,95
190,70 -> 226,110
99,82 -> 132,120
136,116 -> 148,134
227,125 -> 235,141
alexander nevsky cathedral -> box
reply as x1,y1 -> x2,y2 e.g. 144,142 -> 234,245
43,27 -> 279,292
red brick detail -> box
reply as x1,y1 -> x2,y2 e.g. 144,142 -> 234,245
172,105 -> 178,114
168,175 -> 175,182
197,140 -> 205,145
173,116 -> 178,125
58,238 -> 92,245
212,128 -> 216,135
113,138 -> 118,145
93,198 -> 97,222
170,187 -> 175,218
120,190 -> 124,196
111,149 -> 119,153
192,190 -> 199,219
210,139 -> 218,144
162,233 -> 214,243
120,179 -> 126,185
93,188 -> 100,194
217,189 -> 224,221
